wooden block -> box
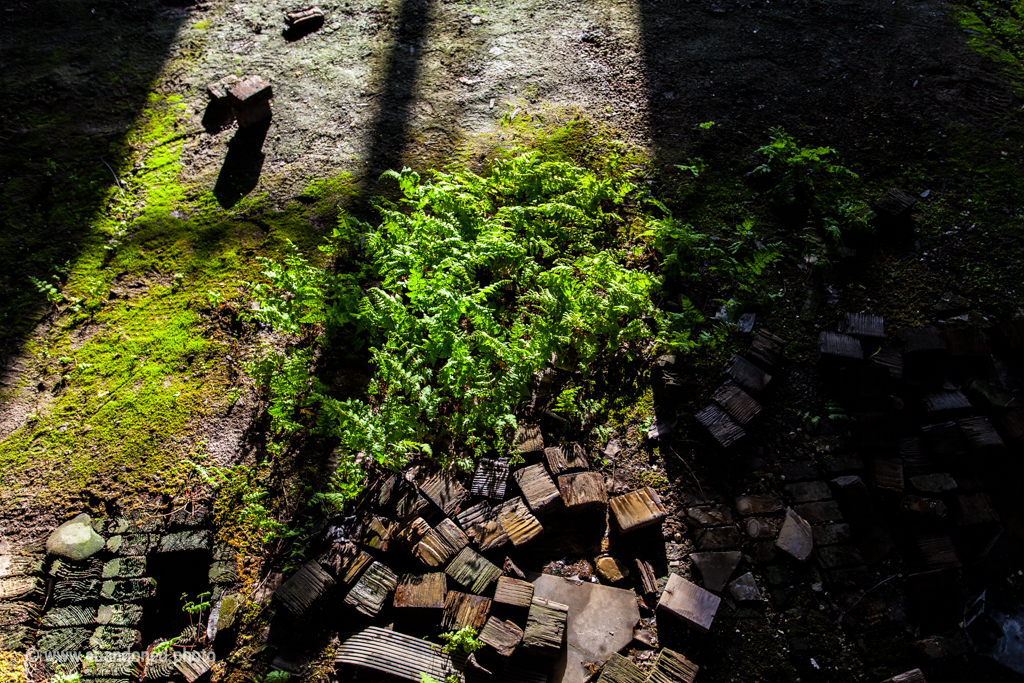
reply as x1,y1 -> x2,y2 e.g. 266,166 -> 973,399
445,547 -> 502,594
285,6 -> 324,28
872,346 -> 903,380
636,559 -> 659,596
544,444 -> 589,474
711,380 -> 762,424
695,404 -> 745,448
658,574 -> 720,633
0,602 -> 39,627
471,458 -> 510,500
915,533 -> 960,570
378,475 -> 430,520
493,577 -> 534,609
336,626 -> 462,682
345,562 -> 399,616
922,421 -> 968,458
513,424 -> 544,453
443,591 -> 491,631
174,652 -> 212,683
394,573 -> 447,610
747,329 -> 785,370
497,497 -> 544,547
900,327 -> 946,354
275,561 -> 335,617
512,464 -> 562,515
414,519 -> 469,568
839,313 -> 884,340
392,517 -> 432,554
724,354 -> 771,393
647,648 -> 700,683
874,458 -> 904,492
597,653 -> 645,683
610,487 -> 668,533
318,543 -> 372,585
456,502 -> 509,552
922,390 -> 971,413
872,188 -> 917,218
883,670 -> 927,683
997,409 -> 1024,444
953,492 -> 1000,528
522,597 -> 567,656
362,516 -> 397,552
958,416 -> 1004,451
818,331 -> 864,362
228,75 -> 273,106
557,472 -> 608,510
478,616 -> 523,657
420,472 -> 470,517
945,328 -> 989,358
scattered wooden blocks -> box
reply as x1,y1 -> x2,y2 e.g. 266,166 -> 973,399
227,76 -> 273,128
442,592 -> 491,631
872,188 -> 917,218
648,648 -> 700,683
394,573 -> 447,610
512,464 -> 562,515
513,424 -> 544,453
318,542 -> 372,585
471,458 -> 510,500
724,355 -> 771,393
335,627 -> 463,682
478,616 -> 523,657
275,561 -> 335,617
557,472 -> 608,510
839,313 -> 884,341
748,329 -> 785,370
497,497 -> 544,547
414,520 -> 468,568
344,562 -> 399,616
818,331 -> 864,363
544,444 -> 589,474
420,472 -> 470,517
493,577 -> 534,609
522,597 -> 567,656
658,574 -> 720,633
695,404 -> 745,448
456,502 -> 509,552
597,653 -> 646,683
958,416 -> 1005,451
610,487 -> 668,533
445,547 -> 502,595
711,380 -> 762,424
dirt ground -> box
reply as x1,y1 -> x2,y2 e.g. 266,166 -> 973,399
2,0 -> 1024,681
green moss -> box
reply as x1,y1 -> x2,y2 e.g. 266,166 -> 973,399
952,1 -> 1024,94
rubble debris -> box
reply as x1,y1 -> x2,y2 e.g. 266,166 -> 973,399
636,559 -> 659,596
727,573 -> 762,602
609,487 -> 668,533
689,552 -> 741,592
513,464 -> 563,515
471,458 -> 510,500
658,574 -> 720,633
775,508 -> 813,562
361,516 -> 396,551
595,556 -> 630,583
523,597 -> 568,656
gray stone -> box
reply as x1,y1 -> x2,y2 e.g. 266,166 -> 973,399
775,508 -> 813,562
735,495 -> 783,517
697,525 -> 743,551
745,517 -> 782,539
727,572 -> 762,602
46,514 -> 105,561
910,473 -> 957,494
690,551 -> 741,592
812,523 -> 852,546
685,505 -> 733,527
784,481 -> 831,503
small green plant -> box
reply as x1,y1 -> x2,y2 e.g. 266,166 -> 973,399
258,673 -> 292,683
695,120 -> 717,130
29,276 -> 62,305
438,626 -> 485,655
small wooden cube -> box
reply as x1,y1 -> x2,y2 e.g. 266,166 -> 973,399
513,424 -> 544,453
394,573 -> 447,610
747,329 -> 785,370
839,312 -> 884,340
512,464 -> 562,515
493,577 -> 534,609
610,487 -> 668,534
479,616 -> 523,657
318,543 -> 371,585
445,547 -> 502,595
557,472 -> 608,510
471,458 -> 510,500
443,591 -> 492,631
497,497 -> 544,547
544,444 -> 589,474
818,331 -> 864,363
658,574 -> 720,633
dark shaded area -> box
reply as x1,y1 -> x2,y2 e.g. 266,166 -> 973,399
0,0 -> 189,357
214,118 -> 272,208
283,16 -> 325,42
202,99 -> 235,134
140,548 -> 213,643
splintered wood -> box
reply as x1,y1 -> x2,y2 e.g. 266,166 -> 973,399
544,444 -> 589,474
497,497 -> 544,547
393,573 -> 447,610
512,464 -> 562,515
419,472 -> 470,517
636,558 -> 659,596
493,577 -> 534,609
443,592 -> 492,631
471,458 -> 510,500
345,562 -> 399,616
275,561 -> 335,617
610,487 -> 668,533
414,519 -> 468,568
557,472 -> 608,510
711,380 -> 762,424
522,597 -> 568,656
597,653 -> 646,683
456,502 -> 509,551
445,547 -> 502,594
319,543 -> 371,585
648,649 -> 700,683
479,616 -> 524,657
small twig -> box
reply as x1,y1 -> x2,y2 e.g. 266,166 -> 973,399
668,446 -> 705,499
100,157 -> 125,196
836,573 -> 899,625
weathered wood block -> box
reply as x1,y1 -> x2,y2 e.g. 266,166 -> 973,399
39,606 -> 92,629
0,555 -> 43,580
872,188 -> 917,218
275,561 -> 336,617
228,76 -> 273,128
394,573 -> 447,610
597,653 -> 645,683
456,502 -> 509,552
648,648 -> 700,683
874,458 -> 905,492
377,475 -> 430,520
479,616 -> 523,657
442,591 -> 491,631
747,329 -> 785,370
872,345 -> 903,380
711,380 -> 762,424
915,532 -> 960,570
610,487 -> 668,533
818,331 -> 864,363
445,547 -> 502,595
319,542 -> 372,585
392,517 -> 432,554
471,458 -> 510,500
557,472 -> 608,510
285,6 -> 325,30
522,597 -> 567,656
658,574 -> 720,633
724,355 -> 771,393
883,669 -> 927,683
953,492 -> 1000,528
958,416 -> 1004,451
544,444 -> 589,474
0,602 -> 39,627
335,626 -> 463,682
96,603 -> 143,627
513,424 -> 544,453
174,652 -> 213,683
636,558 -> 659,596
414,519 -> 469,568
695,404 -> 745,448
512,464 -> 562,515
997,409 -> 1024,444
157,530 -> 211,554
493,577 -> 534,609
497,497 -> 544,547
839,312 -> 884,341
922,421 -> 968,458
420,472 -> 470,517
344,562 -> 399,616
922,390 -> 971,413
361,516 -> 397,552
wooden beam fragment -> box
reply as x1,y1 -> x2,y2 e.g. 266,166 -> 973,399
711,380 -> 762,424
610,487 -> 668,534
497,497 -> 544,547
658,574 -> 720,633
512,464 -> 562,515
318,542 -> 372,586
414,519 -> 469,568
478,616 -> 523,657
636,558 -> 659,596
597,653 -> 645,683
724,355 -> 771,393
557,472 -> 608,510
695,404 -> 745,448
445,547 -> 502,595
513,424 -> 544,453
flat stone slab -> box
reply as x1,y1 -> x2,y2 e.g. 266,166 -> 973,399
775,508 -> 813,562
529,573 -> 640,683
728,572 -> 762,602
690,552 -> 741,593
